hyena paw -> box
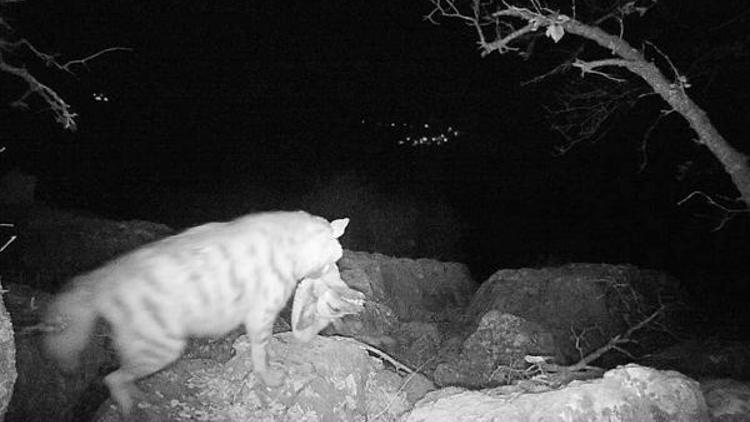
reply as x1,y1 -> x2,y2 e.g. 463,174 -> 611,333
259,367 -> 285,387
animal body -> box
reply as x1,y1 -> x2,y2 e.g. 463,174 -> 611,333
291,263 -> 366,342
42,211 -> 349,415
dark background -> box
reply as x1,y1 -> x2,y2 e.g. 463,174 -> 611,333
2,1 -> 749,310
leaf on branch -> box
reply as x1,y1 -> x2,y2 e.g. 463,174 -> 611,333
530,17 -> 543,31
546,23 -> 565,43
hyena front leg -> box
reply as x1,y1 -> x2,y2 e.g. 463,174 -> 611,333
245,311 -> 285,387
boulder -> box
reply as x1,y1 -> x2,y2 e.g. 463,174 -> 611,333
0,279 -> 17,421
402,364 -> 708,422
95,334 -> 434,421
433,311 -> 556,388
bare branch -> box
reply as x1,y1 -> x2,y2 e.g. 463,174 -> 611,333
643,40 -> 690,91
708,5 -> 750,32
546,76 -> 643,154
481,21 -> 535,56
0,14 -> 131,129
638,108 -> 675,173
0,234 -> 15,253
572,58 -> 630,82
549,304 -> 666,374
677,191 -> 749,231
591,0 -> 658,27
430,0 -> 750,207
0,52 -> 78,130
0,17 -> 11,32
520,60 -> 571,86
0,38 -> 131,74
425,0 -> 478,25
59,46 -> 133,73
427,0 -> 558,57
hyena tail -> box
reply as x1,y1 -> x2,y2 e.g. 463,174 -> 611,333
42,276 -> 100,372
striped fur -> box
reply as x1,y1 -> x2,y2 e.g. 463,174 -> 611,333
42,210 -> 349,415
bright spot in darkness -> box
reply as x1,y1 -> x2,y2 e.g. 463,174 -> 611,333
92,92 -> 110,102
360,116 -> 464,148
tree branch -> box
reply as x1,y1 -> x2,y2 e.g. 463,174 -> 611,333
428,0 -> 750,208
572,58 -> 630,82
0,51 -> 78,130
677,191 -> 749,231
0,30 -> 130,129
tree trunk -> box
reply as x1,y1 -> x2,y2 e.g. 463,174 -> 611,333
563,20 -> 750,209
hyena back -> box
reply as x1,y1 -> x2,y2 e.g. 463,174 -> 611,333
42,210 -> 349,415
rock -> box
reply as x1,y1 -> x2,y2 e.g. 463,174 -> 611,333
328,250 -> 478,374
643,338 -> 750,381
95,334 -> 434,421
390,321 -> 443,374
16,207 -> 175,286
433,311 -> 556,388
4,284 -> 111,422
701,378 -> 750,421
339,250 -> 477,322
0,279 -> 17,421
402,364 -> 708,422
467,264 -> 683,364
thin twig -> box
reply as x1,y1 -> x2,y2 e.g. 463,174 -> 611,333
638,109 -> 675,173
0,235 -> 16,253
677,191 -> 749,231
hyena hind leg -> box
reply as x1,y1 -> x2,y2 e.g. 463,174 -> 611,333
106,336 -> 187,415
103,368 -> 145,416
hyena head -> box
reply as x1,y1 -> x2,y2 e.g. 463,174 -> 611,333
291,213 -> 349,280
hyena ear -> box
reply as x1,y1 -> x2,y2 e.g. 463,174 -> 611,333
330,218 -> 349,238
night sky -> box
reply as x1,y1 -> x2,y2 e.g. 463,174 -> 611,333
2,1 -> 749,302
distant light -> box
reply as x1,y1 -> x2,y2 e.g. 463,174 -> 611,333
92,92 -> 109,102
